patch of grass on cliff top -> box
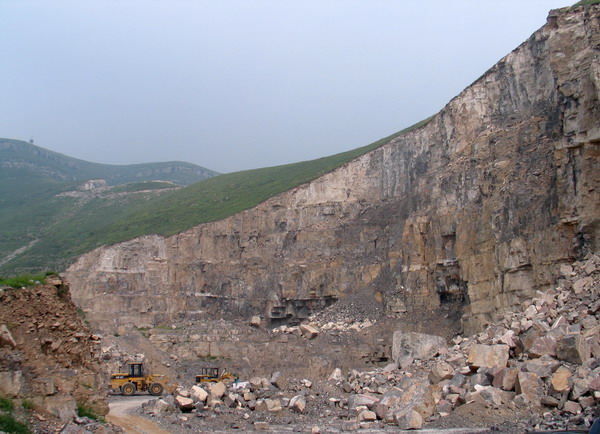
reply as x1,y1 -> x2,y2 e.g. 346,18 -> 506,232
94,116 -> 433,245
0,273 -> 49,288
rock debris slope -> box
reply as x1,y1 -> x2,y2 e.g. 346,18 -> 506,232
66,5 -> 600,336
0,278 -> 109,429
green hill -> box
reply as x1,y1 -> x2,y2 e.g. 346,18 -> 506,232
0,138 -> 218,274
0,118 -> 431,275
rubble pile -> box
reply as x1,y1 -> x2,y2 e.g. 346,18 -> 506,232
138,256 -> 599,432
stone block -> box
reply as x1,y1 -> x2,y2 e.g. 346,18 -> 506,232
299,323 -> 319,339
523,358 -> 560,378
394,410 -> 423,430
349,394 -> 380,410
428,361 -> 454,384
515,372 -> 543,406
467,344 -> 509,369
175,396 -> 194,410
550,366 -> 572,392
289,395 -> 306,413
492,367 -> 518,391
556,333 -> 590,364
358,410 -> 377,421
0,325 -> 17,349
208,381 -> 226,399
249,316 -> 261,327
392,331 -> 447,365
270,371 -> 288,390
191,385 -> 208,402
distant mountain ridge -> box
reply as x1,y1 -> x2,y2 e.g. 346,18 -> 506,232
0,138 -> 218,186
0,138 -> 219,275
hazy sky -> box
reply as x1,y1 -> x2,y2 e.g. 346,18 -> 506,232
1,1 -> 569,173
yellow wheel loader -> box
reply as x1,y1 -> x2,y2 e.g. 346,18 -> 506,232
195,367 -> 238,383
111,361 -> 168,396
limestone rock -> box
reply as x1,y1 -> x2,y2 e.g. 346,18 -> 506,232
467,344 -> 509,369
208,381 -> 226,399
556,333 -> 590,364
358,410 -> 377,422
289,395 -> 306,413
191,385 -> 208,402
429,361 -> 455,384
175,396 -> 194,410
0,324 -> 16,349
249,316 -> 261,327
515,372 -> 543,406
270,371 -> 288,390
392,331 -> 447,365
299,324 -> 319,339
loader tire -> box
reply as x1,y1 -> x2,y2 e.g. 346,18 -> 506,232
121,382 -> 135,396
149,382 -> 163,396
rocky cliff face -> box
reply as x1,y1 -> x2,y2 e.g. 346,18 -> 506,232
65,6 -> 600,336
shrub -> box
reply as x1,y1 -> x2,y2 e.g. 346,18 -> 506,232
21,399 -> 34,411
76,402 -> 101,421
0,396 -> 14,412
0,413 -> 30,434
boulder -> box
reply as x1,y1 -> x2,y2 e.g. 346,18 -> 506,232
515,372 -> 543,406
0,324 -> 17,349
191,385 -> 208,402
523,358 -> 560,378
209,381 -> 226,399
492,367 -> 518,391
299,323 -> 319,339
467,344 -> 509,369
328,368 -> 343,382
289,395 -> 306,413
349,394 -> 380,410
358,410 -> 377,422
175,396 -> 194,411
556,333 -> 590,364
394,410 -> 423,430
250,316 -> 261,327
146,398 -> 177,416
428,361 -> 454,384
265,398 -> 282,412
270,371 -> 288,390
392,331 -> 447,365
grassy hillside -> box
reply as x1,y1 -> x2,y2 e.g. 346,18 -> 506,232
0,118 -> 431,274
0,139 -> 218,275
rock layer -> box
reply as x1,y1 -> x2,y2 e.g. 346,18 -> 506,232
66,6 -> 600,335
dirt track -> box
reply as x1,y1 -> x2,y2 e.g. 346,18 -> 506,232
107,395 -> 170,434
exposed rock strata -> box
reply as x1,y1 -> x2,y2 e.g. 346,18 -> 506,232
66,6 -> 600,335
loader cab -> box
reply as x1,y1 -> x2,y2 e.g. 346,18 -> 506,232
129,362 -> 144,378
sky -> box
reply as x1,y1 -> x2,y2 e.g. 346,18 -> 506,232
1,1 -> 570,173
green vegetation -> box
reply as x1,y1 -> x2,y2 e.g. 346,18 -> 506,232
0,397 -> 14,412
0,117 -> 432,274
109,181 -> 178,193
573,0 -> 600,5
20,400 -> 33,411
0,397 -> 30,434
0,274 -> 47,288
76,402 -> 102,421
0,414 -> 30,434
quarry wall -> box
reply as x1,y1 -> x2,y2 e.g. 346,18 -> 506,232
65,6 -> 600,335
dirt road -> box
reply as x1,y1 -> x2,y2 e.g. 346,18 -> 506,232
107,395 -> 170,434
